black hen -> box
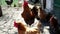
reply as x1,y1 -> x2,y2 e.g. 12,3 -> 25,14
5,0 -> 13,5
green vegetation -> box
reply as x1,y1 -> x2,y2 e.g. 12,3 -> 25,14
0,0 -> 18,7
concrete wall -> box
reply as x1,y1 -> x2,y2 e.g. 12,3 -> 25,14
45,0 -> 53,12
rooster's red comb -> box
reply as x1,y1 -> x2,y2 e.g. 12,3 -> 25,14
23,0 -> 28,7
14,21 -> 18,28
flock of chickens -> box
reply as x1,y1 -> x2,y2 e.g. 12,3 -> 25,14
13,0 -> 59,34
0,0 -> 59,34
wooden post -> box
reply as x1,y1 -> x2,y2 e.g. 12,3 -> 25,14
43,0 -> 46,9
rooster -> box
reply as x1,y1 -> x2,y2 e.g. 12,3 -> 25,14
14,18 -> 41,34
21,0 -> 36,25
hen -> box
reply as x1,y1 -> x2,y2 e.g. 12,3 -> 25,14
38,7 -> 52,22
39,7 -> 47,20
49,16 -> 59,30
